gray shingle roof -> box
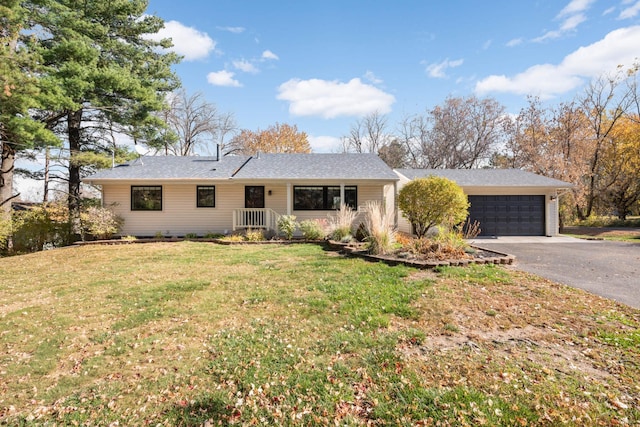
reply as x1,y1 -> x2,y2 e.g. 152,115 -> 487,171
85,153 -> 398,182
233,153 -> 398,180
395,169 -> 573,188
85,156 -> 250,181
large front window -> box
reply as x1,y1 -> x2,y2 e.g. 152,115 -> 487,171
293,186 -> 357,210
131,186 -> 162,211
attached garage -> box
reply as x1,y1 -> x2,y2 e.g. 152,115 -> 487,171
467,195 -> 545,236
394,169 -> 574,237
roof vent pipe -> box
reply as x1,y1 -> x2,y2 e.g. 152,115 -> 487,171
216,144 -> 220,161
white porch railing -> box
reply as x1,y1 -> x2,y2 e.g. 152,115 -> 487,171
232,208 -> 280,231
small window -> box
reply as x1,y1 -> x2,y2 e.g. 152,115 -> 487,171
293,186 -> 357,210
131,186 -> 162,211
197,186 -> 216,208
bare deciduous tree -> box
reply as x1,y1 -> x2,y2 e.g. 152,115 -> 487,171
399,96 -> 507,169
342,111 -> 393,154
428,96 -> 507,168
157,89 -> 237,156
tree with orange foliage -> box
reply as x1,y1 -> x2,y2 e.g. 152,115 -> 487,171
599,115 -> 640,219
227,123 -> 311,155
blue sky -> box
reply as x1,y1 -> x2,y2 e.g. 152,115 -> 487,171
13,0 -> 640,199
146,0 -> 640,152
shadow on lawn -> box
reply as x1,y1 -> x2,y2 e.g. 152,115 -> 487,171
166,394 -> 232,426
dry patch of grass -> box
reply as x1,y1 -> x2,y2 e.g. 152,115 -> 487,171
0,243 -> 638,425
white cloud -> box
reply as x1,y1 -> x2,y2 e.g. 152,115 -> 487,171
218,26 -> 245,34
559,13 -> 587,31
308,135 -> 341,153
506,38 -> 523,47
233,59 -> 259,74
482,39 -> 492,50
262,50 -> 279,60
425,58 -> 464,78
276,78 -> 395,119
558,0 -> 595,17
534,0 -> 594,42
363,70 -> 383,84
151,20 -> 216,61
475,26 -> 640,99
207,70 -> 242,87
619,1 -> 640,19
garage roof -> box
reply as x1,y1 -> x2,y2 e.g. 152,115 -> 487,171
395,168 -> 573,188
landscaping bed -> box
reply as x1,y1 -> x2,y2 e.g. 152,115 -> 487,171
328,240 -> 514,268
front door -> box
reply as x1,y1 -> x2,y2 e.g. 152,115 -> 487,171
244,186 -> 265,227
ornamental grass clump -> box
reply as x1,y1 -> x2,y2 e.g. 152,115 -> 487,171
328,203 -> 357,241
363,200 -> 396,255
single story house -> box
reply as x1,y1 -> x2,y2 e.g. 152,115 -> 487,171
84,153 -> 398,237
395,169 -> 573,237
84,153 -> 573,238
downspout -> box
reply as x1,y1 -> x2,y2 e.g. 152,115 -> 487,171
394,180 -> 398,229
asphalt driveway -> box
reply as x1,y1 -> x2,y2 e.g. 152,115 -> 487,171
471,237 -> 640,309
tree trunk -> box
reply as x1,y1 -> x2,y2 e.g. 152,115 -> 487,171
0,142 -> 18,220
68,109 -> 83,237
43,147 -> 50,203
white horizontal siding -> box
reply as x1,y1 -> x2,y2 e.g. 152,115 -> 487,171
264,184 -> 287,213
103,183 -> 243,236
101,181 -> 394,237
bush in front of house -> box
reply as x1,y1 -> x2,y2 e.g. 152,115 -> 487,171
11,203 -> 73,252
0,216 -> 11,253
398,176 -> 469,238
80,206 -> 124,240
245,228 -> 265,241
277,215 -> 297,240
299,219 -> 326,240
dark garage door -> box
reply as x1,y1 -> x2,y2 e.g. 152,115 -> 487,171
468,195 -> 545,236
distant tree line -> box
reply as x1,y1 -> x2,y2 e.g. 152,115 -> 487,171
343,66 -> 640,221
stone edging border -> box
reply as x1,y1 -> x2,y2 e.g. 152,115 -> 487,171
327,241 -> 515,269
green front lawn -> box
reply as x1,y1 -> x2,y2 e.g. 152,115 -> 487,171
0,242 -> 638,425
